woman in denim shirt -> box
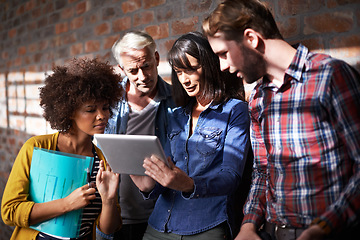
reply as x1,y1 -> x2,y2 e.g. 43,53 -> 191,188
131,32 -> 251,239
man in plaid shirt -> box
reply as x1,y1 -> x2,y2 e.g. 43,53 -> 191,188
203,0 -> 360,240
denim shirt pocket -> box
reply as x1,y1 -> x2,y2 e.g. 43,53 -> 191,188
196,127 -> 223,156
168,129 -> 181,157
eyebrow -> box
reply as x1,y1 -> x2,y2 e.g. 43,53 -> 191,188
127,67 -> 137,71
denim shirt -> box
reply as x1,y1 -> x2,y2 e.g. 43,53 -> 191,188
145,98 -> 251,237
105,76 -> 175,147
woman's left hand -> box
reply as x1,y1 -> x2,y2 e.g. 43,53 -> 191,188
96,160 -> 121,234
96,160 -> 119,203
144,155 -> 194,193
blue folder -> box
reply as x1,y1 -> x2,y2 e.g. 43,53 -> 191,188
29,147 -> 94,238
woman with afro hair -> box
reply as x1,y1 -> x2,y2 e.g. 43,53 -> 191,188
1,58 -> 123,240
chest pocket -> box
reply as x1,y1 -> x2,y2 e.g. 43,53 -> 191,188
196,127 -> 222,155
168,130 -> 181,157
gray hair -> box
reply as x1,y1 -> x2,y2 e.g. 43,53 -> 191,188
112,31 -> 157,67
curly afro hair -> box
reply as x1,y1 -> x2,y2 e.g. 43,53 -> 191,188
39,58 -> 123,132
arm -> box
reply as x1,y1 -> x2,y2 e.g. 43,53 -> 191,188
188,102 -> 251,198
1,139 -> 36,227
1,138 -> 97,227
29,185 -> 97,225
238,95 -> 268,236
96,160 -> 122,234
299,62 -> 360,238
235,223 -> 262,240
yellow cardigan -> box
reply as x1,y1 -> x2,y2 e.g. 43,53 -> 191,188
1,132 -> 116,240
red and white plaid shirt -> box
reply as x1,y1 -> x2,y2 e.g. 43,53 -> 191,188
243,44 -> 360,234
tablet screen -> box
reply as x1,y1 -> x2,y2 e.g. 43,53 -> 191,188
94,134 -> 167,175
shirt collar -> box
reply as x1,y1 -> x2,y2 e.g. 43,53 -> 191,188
258,43 -> 309,92
285,43 -> 309,82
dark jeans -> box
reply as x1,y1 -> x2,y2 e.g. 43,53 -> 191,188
114,222 -> 148,240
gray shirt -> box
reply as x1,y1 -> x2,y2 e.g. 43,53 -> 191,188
120,94 -> 160,224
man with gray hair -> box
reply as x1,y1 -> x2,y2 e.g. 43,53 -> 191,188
97,31 -> 174,240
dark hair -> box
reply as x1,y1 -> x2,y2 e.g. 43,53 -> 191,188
203,0 -> 282,41
168,32 -> 244,107
39,58 -> 123,132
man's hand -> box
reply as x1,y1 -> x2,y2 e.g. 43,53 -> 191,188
297,225 -> 326,240
130,174 -> 156,192
235,223 -> 261,240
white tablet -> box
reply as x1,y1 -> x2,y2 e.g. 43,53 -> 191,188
93,134 -> 167,175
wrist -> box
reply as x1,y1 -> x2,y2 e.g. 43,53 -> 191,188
184,177 -> 195,193
101,198 -> 117,206
60,197 -> 73,213
241,222 -> 257,233
241,222 -> 256,231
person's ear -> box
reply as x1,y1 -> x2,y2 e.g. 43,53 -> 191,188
155,51 -> 160,66
243,28 -> 262,49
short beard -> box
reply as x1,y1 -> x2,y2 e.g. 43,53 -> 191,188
240,43 -> 266,84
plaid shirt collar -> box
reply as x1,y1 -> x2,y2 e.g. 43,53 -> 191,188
259,44 -> 309,92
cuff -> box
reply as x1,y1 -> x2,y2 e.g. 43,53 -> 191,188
96,226 -> 114,240
181,181 -> 197,199
242,213 -> 264,230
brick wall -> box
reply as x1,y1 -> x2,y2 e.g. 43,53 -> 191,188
0,0 -> 359,238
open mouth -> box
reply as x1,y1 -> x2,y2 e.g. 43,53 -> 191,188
185,86 -> 196,92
